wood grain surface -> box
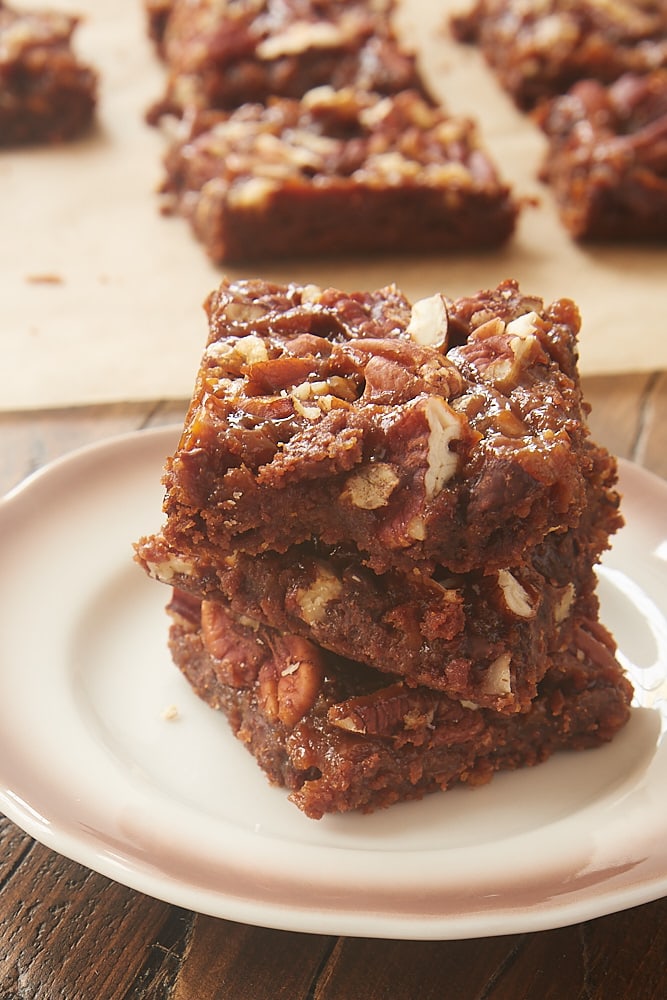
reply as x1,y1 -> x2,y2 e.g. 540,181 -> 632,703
1,371 -> 665,999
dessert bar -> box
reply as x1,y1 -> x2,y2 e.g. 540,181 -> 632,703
166,590 -> 633,819
148,0 -> 429,122
135,278 -> 598,579
156,86 -> 518,262
0,0 -> 97,145
536,71 -> 667,241
451,0 -> 667,110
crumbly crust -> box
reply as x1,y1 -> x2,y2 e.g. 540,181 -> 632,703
451,0 -> 667,111
156,86 -> 518,262
166,592 -> 632,819
0,0 -> 96,145
135,278 -> 597,578
148,0 -> 430,122
536,71 -> 667,241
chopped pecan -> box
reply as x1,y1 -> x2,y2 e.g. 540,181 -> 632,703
244,355 -> 314,395
420,585 -> 465,641
405,293 -> 449,349
554,583 -> 576,624
497,569 -> 537,618
200,600 -> 266,688
339,462 -> 401,509
328,681 -> 487,748
470,313 -> 549,392
357,338 -> 464,403
294,562 -> 343,624
481,652 -> 512,695
423,397 -> 465,497
327,682 -> 438,739
205,334 -> 269,377
166,588 -> 202,628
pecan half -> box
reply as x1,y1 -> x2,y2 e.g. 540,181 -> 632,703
328,682 -> 437,739
257,634 -> 325,729
200,600 -> 266,688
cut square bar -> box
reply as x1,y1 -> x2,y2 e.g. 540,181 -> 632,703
135,277 -> 601,579
0,0 -> 97,146
148,0 -> 430,121
536,71 -> 667,241
451,0 -> 667,111
156,87 -> 518,262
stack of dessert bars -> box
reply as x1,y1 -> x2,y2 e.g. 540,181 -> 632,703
135,276 -> 633,818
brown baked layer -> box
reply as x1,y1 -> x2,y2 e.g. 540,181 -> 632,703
0,1 -> 97,146
135,277 -> 602,579
536,71 -> 667,241
451,0 -> 667,111
148,0 -> 430,122
156,87 -> 518,263
137,439 -> 620,712
167,592 -> 633,819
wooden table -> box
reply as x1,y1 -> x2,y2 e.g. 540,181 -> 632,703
1,371 -> 666,999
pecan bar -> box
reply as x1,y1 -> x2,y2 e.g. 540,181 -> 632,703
451,0 -> 667,111
135,278 -> 598,578
166,590 -> 632,819
148,0 -> 429,122
137,441 -> 621,712
0,1 -> 97,146
536,71 -> 667,241
156,86 -> 518,263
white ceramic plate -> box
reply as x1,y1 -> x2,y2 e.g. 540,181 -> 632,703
0,427 -> 666,940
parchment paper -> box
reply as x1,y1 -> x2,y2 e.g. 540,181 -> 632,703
2,0 -> 666,411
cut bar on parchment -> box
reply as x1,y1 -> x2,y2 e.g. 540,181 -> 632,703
147,0 -> 431,121
451,0 -> 667,111
156,86 -> 518,262
536,70 -> 667,241
0,0 -> 97,146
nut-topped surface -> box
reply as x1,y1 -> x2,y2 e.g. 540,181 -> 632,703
148,0 -> 429,120
136,277 -> 602,578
